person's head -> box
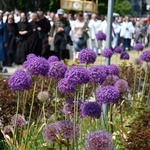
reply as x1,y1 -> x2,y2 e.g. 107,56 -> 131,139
114,16 -> 119,22
37,11 -> 44,20
20,12 -> 26,21
77,12 -> 83,21
50,12 -> 55,19
125,15 -> 130,21
7,14 -> 14,23
31,13 -> 38,21
57,9 -> 64,19
91,13 -> 97,20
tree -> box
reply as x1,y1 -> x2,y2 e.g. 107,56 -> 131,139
114,0 -> 132,16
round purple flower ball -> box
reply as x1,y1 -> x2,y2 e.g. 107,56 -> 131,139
107,64 -> 120,76
96,85 -> 120,104
96,31 -> 106,41
81,102 -> 101,119
42,123 -> 59,143
8,69 -> 32,91
58,78 -> 75,93
65,66 -> 89,85
25,56 -> 49,76
133,58 -> 143,66
120,52 -> 130,60
101,48 -> 113,58
88,65 -> 108,84
140,50 -> 150,62
102,75 -> 119,86
62,98 -> 83,117
115,79 -> 129,93
23,54 -> 37,68
78,48 -> 97,64
85,130 -> 113,150
56,120 -> 80,139
113,46 -> 122,53
134,43 -> 144,51
11,114 -> 28,127
48,61 -> 67,78
47,56 -> 59,64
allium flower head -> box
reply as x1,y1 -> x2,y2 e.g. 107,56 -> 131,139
140,50 -> 150,62
85,130 -> 113,150
101,48 -> 113,58
62,98 -> 83,117
120,52 -> 130,60
26,53 -> 37,60
134,43 -> 144,51
133,58 -> 143,66
65,66 -> 89,85
56,120 -> 80,139
8,69 -> 32,91
102,75 -> 119,86
3,125 -> 13,134
78,48 -> 97,64
96,85 -> 120,104
48,61 -> 67,78
81,102 -> 101,119
42,123 -> 59,143
113,46 -> 122,53
25,56 -> 49,76
11,114 -> 28,127
47,56 -> 59,64
88,65 -> 108,84
58,78 -> 75,93
107,64 -> 120,76
115,79 -> 129,93
37,91 -> 49,102
96,31 -> 106,41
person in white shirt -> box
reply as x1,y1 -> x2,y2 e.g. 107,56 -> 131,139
88,13 -> 101,55
120,15 -> 134,51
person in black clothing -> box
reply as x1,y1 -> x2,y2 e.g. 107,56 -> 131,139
5,14 -> 18,66
16,12 -> 30,64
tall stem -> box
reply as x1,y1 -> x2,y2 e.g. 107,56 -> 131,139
48,78 -> 52,92
25,78 -> 37,149
133,67 -> 137,103
22,91 -> 28,116
54,80 -> 58,122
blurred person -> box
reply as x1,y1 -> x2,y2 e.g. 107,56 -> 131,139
0,12 -> 7,71
72,12 -> 88,61
3,11 -> 10,23
49,9 -> 71,59
14,10 -> 20,23
88,13 -> 102,55
120,15 -> 134,51
16,12 -> 29,64
5,14 -> 18,66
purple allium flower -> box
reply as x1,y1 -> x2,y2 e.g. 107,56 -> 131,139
37,91 -> 49,102
115,79 -> 129,93
56,120 -> 80,139
88,65 -> 108,84
134,43 -> 144,51
11,114 -> 28,127
81,102 -> 101,119
96,31 -> 106,41
42,123 -> 59,143
8,69 -> 32,91
85,130 -> 113,150
3,125 -> 13,134
26,53 -> 37,60
102,75 -> 119,86
58,78 -> 75,93
107,64 -> 120,76
140,50 -> 150,62
113,46 -> 122,53
96,85 -> 120,104
101,48 -> 113,58
62,98 -> 83,117
48,61 -> 67,78
78,48 -> 97,64
65,66 -> 89,85
25,56 -> 49,76
120,52 -> 130,60
133,58 -> 143,66
47,56 -> 59,64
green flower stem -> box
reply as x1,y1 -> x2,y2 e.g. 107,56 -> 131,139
102,104 -> 108,131
47,78 -> 52,92
12,91 -> 20,149
109,104 -> 113,133
40,76 -> 44,92
24,78 -> 37,149
133,67 -> 137,103
54,83 -> 58,122
42,103 -> 46,123
22,91 -> 28,116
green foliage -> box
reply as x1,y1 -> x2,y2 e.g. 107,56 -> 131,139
114,0 -> 132,16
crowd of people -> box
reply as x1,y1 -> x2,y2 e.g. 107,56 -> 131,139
0,8 -> 150,71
